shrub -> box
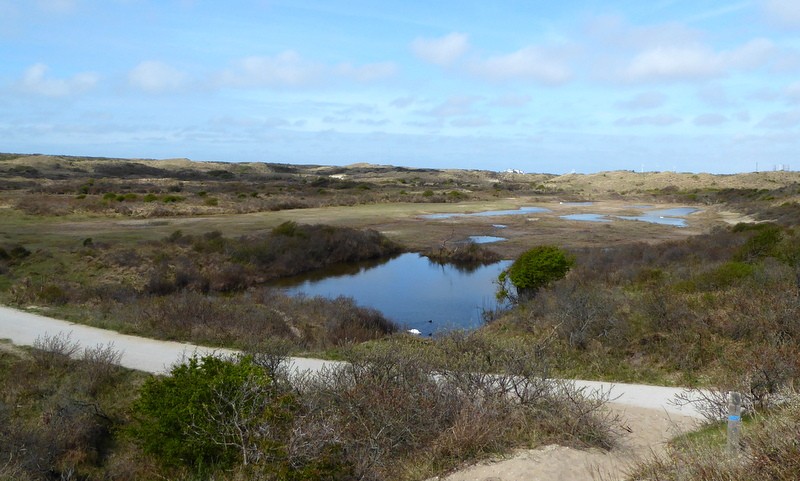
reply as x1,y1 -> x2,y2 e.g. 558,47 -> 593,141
735,223 -> 784,261
131,355 -> 296,471
499,245 -> 574,301
31,332 -> 81,370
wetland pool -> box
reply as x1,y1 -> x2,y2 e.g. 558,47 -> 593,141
273,253 -> 511,336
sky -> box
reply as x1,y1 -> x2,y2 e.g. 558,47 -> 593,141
1,0 -> 799,174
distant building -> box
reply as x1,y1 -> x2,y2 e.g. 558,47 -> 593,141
503,168 -> 525,174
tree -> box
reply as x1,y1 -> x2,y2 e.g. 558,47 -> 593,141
498,245 -> 573,302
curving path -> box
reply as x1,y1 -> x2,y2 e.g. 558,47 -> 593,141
0,305 -> 702,417
1,304 -> 707,480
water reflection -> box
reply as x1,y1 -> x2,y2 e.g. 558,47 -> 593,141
468,235 -> 506,244
274,253 -> 511,335
616,207 -> 699,227
560,214 -> 610,223
422,206 -> 550,219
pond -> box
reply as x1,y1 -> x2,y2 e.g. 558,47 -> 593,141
468,235 -> 506,244
560,213 -> 611,223
616,207 -> 699,227
274,253 -> 512,336
421,206 -> 551,219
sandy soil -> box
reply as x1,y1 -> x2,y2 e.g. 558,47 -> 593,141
431,404 -> 697,481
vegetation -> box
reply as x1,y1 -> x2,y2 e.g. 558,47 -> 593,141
489,223 -> 800,397
423,239 -> 501,267
628,395 -> 800,480
0,333 -> 617,481
497,245 -> 574,302
1,225 -> 400,350
3,153 -> 800,478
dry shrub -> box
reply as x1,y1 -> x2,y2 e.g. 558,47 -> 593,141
32,332 -> 80,370
518,280 -> 628,351
629,393 -> 800,481
81,343 -> 123,396
288,333 -> 617,481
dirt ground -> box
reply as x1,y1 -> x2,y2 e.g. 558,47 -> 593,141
7,198 -> 750,257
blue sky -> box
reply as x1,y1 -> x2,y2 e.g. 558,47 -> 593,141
1,0 -> 799,173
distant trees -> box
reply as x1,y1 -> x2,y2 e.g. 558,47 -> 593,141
498,245 -> 573,302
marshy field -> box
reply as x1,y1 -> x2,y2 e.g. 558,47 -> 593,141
1,153 -> 800,480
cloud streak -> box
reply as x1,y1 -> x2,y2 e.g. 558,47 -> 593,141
216,51 -> 396,88
16,63 -> 98,97
622,39 -> 775,82
411,32 -> 469,66
468,46 -> 572,85
129,61 -> 187,93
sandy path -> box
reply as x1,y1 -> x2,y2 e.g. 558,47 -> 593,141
0,305 -> 332,374
0,304 -> 703,480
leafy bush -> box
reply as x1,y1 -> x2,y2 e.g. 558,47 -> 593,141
676,261 -> 755,292
498,245 -> 574,301
131,355 -> 296,471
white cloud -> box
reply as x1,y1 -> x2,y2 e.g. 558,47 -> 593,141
411,32 -> 469,66
334,61 -> 397,82
693,113 -> 728,126
217,51 -> 395,88
615,114 -> 682,126
697,84 -> 732,108
786,82 -> 800,103
758,110 -> 800,128
492,94 -> 532,108
17,63 -> 98,97
390,96 -> 416,108
128,61 -> 187,93
423,95 -> 482,118
36,0 -> 77,14
451,117 -> 490,128
762,0 -> 800,28
616,91 -> 667,110
623,39 -> 775,82
586,15 -> 702,50
469,46 -> 571,85
219,51 -> 323,88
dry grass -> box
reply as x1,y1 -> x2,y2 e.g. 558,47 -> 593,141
627,392 -> 800,481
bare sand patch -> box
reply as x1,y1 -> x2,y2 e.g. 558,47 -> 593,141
432,404 -> 698,481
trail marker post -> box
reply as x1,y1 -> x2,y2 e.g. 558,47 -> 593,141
727,391 -> 742,454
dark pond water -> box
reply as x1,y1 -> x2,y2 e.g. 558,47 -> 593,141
274,253 -> 512,336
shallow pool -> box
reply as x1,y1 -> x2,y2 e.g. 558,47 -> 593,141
560,214 -> 611,223
422,206 -> 551,219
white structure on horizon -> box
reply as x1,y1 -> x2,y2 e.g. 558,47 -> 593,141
503,168 -> 525,174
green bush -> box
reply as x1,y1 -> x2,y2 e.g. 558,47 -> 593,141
499,245 -> 574,301
676,261 -> 755,292
735,224 -> 783,261
131,355 -> 295,471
